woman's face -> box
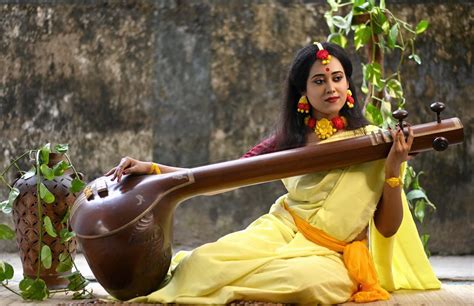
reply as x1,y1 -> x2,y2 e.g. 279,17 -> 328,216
303,56 -> 349,120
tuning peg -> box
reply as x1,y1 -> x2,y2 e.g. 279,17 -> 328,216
392,109 -> 408,130
433,136 -> 449,151
430,102 -> 446,124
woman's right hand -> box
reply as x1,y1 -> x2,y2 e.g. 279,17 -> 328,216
104,156 -> 152,182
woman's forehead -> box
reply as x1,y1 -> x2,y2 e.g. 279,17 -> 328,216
309,57 -> 344,76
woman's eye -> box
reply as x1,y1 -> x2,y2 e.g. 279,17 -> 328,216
334,75 -> 343,81
313,79 -> 324,85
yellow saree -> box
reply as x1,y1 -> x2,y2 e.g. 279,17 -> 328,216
131,127 -> 440,304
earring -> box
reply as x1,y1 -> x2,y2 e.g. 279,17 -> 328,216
297,96 -> 310,113
346,89 -> 354,108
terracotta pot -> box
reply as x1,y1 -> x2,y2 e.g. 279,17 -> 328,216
12,153 -> 79,289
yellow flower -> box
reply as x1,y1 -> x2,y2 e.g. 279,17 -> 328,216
316,118 -> 336,140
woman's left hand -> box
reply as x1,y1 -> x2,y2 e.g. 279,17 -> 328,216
385,126 -> 414,177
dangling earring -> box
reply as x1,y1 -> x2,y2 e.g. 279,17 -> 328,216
297,96 -> 310,113
346,89 -> 355,108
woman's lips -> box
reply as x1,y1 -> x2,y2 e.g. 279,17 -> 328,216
325,97 -> 340,103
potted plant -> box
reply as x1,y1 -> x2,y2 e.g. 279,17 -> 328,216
0,143 -> 92,300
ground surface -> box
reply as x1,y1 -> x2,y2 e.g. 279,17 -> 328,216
0,254 -> 472,305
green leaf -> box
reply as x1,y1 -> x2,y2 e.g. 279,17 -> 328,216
386,79 -> 404,99
414,199 -> 426,223
56,252 -> 73,273
54,144 -> 69,153
371,7 -> 389,34
421,234 -> 431,257
406,189 -> 428,202
354,24 -> 372,50
327,0 -> 338,12
416,20 -> 429,34
40,164 -> 55,181
361,63 -> 369,94
353,0 -> 371,14
19,277 -> 49,301
379,0 -> 386,10
21,168 -> 36,180
332,15 -> 348,30
0,261 -> 14,281
8,187 -> 20,208
39,144 -> 51,165
43,216 -> 57,238
409,54 -> 422,65
324,11 -> 335,32
327,32 -> 347,48
388,23 -> 399,49
366,62 -> 384,89
72,289 -> 93,300
404,165 -> 415,189
421,234 -> 430,245
0,224 -> 16,240
365,103 -> 383,126
60,228 -> 76,243
0,200 -> 11,214
39,183 -> 55,204
41,245 -> 52,269
66,272 -> 89,291
70,178 -> 86,193
53,160 -> 70,177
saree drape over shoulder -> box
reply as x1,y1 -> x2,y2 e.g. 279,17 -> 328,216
131,127 -> 440,305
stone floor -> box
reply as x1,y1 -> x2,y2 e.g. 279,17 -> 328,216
0,253 -> 473,305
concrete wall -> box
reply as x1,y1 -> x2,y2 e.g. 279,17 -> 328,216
0,0 -> 472,254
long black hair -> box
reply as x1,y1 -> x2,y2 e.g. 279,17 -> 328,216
274,42 -> 368,151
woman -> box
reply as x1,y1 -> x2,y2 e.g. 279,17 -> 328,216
106,42 -> 440,304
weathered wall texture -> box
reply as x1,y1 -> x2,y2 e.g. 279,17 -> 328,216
0,0 -> 472,254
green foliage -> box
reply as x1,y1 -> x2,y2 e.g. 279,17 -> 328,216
43,216 -> 57,238
0,144 -> 90,301
39,183 -> 55,204
404,165 -> 436,255
56,252 -> 74,273
0,224 -> 16,240
70,178 -> 86,193
324,0 -> 429,110
0,261 -> 14,282
325,0 -> 434,256
41,245 -> 53,269
19,277 -> 49,301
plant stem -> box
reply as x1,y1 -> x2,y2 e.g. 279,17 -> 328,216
0,151 -> 32,190
0,151 -> 31,178
35,150 -> 44,279
64,154 -> 81,180
1,283 -> 22,297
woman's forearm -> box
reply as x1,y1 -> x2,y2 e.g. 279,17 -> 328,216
154,163 -> 187,174
373,168 -> 404,237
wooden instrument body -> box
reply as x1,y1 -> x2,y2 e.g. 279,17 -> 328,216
70,118 -> 464,300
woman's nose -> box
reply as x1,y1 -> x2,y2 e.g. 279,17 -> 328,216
326,82 -> 336,93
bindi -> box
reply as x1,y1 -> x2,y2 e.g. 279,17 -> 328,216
325,67 -> 330,72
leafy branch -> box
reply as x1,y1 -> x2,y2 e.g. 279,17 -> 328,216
0,143 -> 90,300
324,0 -> 434,255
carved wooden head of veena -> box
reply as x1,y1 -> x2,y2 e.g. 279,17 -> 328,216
70,103 -> 463,300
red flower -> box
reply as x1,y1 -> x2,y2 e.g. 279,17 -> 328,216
307,118 -> 316,129
331,117 -> 346,130
346,95 -> 354,104
316,50 -> 329,60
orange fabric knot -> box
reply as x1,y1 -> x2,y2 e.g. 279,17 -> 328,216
283,201 -> 390,303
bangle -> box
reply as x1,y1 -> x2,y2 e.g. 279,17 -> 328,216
149,162 -> 161,175
385,177 -> 402,188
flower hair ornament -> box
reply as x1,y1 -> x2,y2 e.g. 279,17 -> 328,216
314,42 -> 331,65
